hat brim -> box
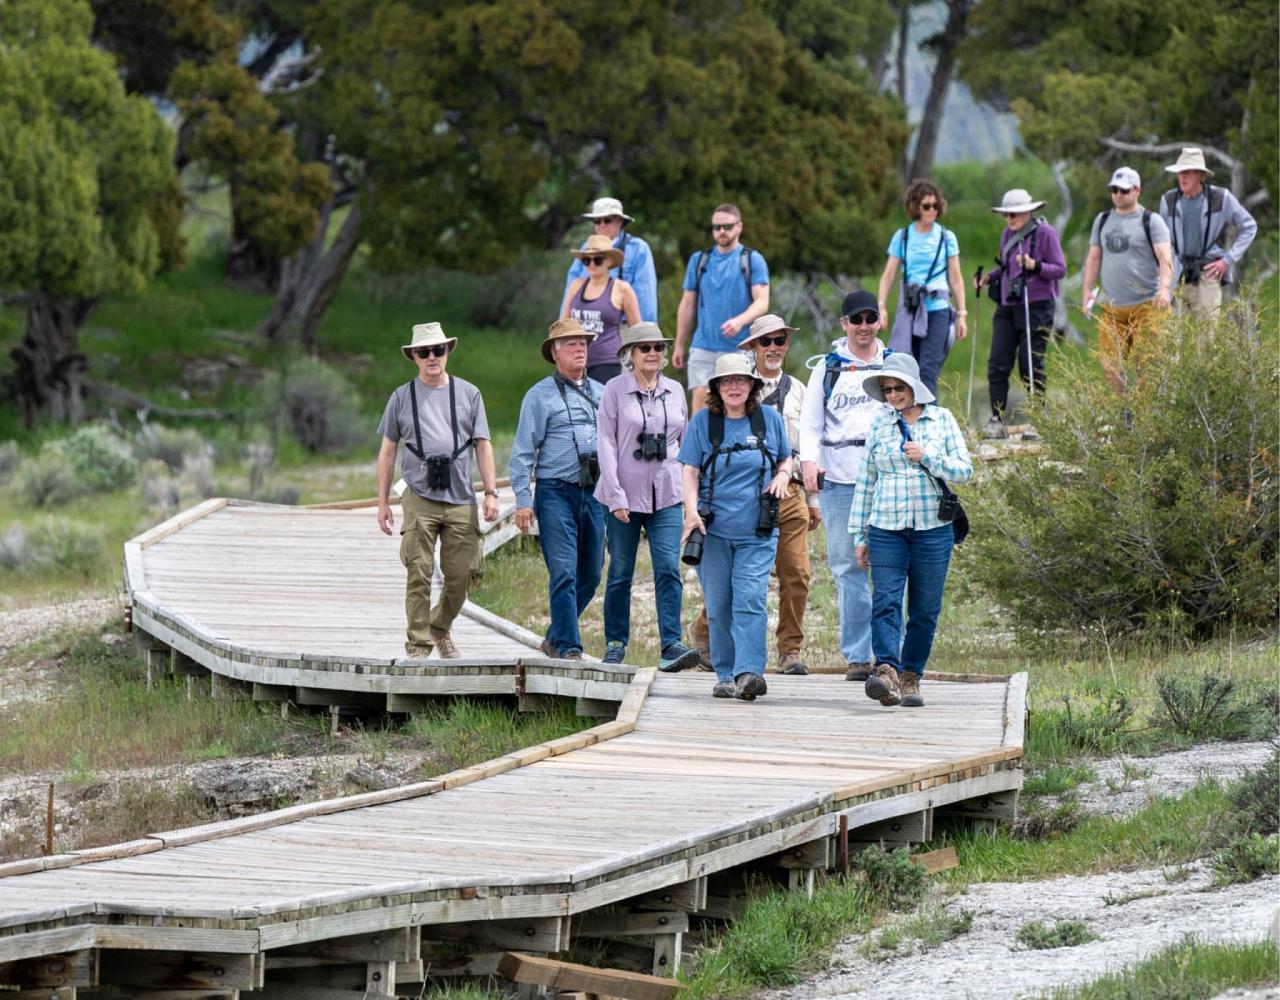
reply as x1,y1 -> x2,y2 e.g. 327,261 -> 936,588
861,370 -> 935,406
571,248 -> 625,268
739,325 -> 798,348
1165,164 -> 1214,176
582,211 -> 635,222
541,331 -> 597,364
990,201 -> 1045,214
402,338 -> 457,361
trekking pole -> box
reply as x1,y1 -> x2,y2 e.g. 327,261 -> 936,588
968,265 -> 982,422
1022,273 -> 1034,399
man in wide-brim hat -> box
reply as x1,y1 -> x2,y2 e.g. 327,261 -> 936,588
510,318 -> 608,661
1157,147 -> 1257,320
562,196 -> 659,322
377,322 -> 499,660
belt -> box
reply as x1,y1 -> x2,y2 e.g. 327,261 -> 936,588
822,437 -> 866,450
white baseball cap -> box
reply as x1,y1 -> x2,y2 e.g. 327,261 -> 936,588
1107,167 -> 1141,191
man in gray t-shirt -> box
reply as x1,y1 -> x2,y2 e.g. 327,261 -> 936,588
377,323 -> 499,659
1081,167 -> 1173,391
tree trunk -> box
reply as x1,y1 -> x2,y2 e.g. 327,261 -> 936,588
257,202 -> 363,350
895,1 -> 910,107
7,293 -> 96,426
906,0 -> 971,181
224,178 -> 283,294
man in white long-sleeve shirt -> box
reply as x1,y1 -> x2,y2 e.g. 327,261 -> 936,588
799,290 -> 891,680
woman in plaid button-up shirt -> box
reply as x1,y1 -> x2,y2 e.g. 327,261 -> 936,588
849,354 -> 971,708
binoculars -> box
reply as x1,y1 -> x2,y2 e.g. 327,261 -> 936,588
425,455 -> 452,490
634,432 -> 667,462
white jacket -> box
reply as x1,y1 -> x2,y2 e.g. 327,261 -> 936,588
798,339 -> 891,486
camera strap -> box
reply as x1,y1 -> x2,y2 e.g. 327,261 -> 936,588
634,384 -> 669,445
701,408 -> 775,515
1164,186 -> 1214,266
406,377 -> 471,461
897,412 -> 960,505
554,374 -> 599,462
900,225 -> 948,305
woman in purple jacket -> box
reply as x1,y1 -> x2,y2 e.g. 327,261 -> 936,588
977,189 -> 1067,439
594,323 -> 700,671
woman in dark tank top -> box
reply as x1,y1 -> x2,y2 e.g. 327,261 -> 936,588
563,234 -> 642,383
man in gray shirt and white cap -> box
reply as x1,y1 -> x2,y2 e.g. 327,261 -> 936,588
377,323 -> 499,659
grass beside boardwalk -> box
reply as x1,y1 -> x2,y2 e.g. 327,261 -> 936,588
1031,937 -> 1279,999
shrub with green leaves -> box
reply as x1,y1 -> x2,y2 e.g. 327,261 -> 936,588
853,844 -> 927,911
1015,918 -> 1097,950
256,357 -> 367,455
0,518 -> 105,577
8,451 -> 80,507
962,300 -> 1278,641
49,424 -> 137,493
1151,672 -> 1275,742
1211,832 -> 1280,885
134,423 -> 211,473
0,440 -> 20,485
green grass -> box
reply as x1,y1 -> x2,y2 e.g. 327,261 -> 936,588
1033,937 -> 1279,999
1016,918 -> 1098,950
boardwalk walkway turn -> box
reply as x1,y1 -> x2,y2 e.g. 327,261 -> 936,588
0,499 -> 1025,998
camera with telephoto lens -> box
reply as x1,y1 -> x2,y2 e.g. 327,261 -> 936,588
756,492 -> 780,537
634,432 -> 667,462
577,452 -> 600,488
1181,256 -> 1204,285
682,508 -> 713,566
903,282 -> 926,312
937,491 -> 961,523
424,455 -> 452,490
1006,273 -> 1026,301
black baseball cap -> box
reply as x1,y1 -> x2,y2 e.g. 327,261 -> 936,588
842,290 -> 879,318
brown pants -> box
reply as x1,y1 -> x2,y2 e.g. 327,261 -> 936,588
399,489 -> 481,646
690,485 -> 812,656
1097,301 -> 1163,388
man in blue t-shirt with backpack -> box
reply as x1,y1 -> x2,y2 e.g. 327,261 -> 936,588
672,203 -> 770,412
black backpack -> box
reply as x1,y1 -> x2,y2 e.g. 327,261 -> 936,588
694,245 -> 754,297
700,407 -> 775,512
1096,209 -> 1157,263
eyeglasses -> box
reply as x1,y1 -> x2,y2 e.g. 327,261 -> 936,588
582,255 -> 608,266
594,217 -> 622,226
633,342 -> 667,354
755,335 -> 789,347
1109,186 -> 1133,194
919,202 -> 940,211
881,383 -> 911,395
414,345 -> 449,359
711,222 -> 738,232
717,375 -> 753,387
846,312 -> 879,326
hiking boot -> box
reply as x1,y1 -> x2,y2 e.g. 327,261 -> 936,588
864,663 -> 901,706
562,649 -> 584,661
404,641 -> 433,659
899,671 -> 924,708
539,638 -> 558,658
430,631 -> 460,660
687,619 -> 712,669
659,642 -> 700,672
981,415 -> 1008,440
777,651 -> 808,676
1019,424 -> 1041,442
712,680 -> 736,698
844,661 -> 873,682
734,672 -> 768,701
602,641 -> 627,665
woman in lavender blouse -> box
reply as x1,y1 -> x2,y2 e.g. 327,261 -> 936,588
594,323 -> 700,672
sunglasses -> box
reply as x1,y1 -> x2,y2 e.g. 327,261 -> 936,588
633,342 -> 667,354
594,217 -> 622,225
582,255 -> 608,266
413,345 -> 449,359
711,222 -> 738,231
1109,186 -> 1133,194
919,202 -> 940,211
754,335 -> 789,347
846,312 -> 879,326
881,383 -> 911,395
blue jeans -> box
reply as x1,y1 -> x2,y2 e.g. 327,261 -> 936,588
868,524 -> 953,677
911,308 -> 952,397
819,481 -> 873,664
696,533 -> 777,682
604,503 -> 684,649
534,479 -> 606,655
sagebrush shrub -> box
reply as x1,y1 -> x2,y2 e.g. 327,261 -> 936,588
0,518 -> 105,577
962,299 -> 1278,641
9,452 -> 80,507
853,844 -> 926,911
50,424 -> 137,493
256,357 -> 366,454
1151,672 -> 1275,742
134,424 -> 211,473
0,440 -> 20,485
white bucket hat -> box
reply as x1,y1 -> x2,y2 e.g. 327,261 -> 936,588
860,352 -> 935,405
401,322 -> 457,362
990,188 -> 1046,215
1165,147 -> 1215,177
707,351 -> 764,393
582,197 -> 634,222
616,322 -> 672,364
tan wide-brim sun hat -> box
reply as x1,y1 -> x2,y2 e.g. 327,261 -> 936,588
1165,147 -> 1215,177
739,313 -> 798,349
540,317 -> 597,364
990,188 -> 1046,215
582,197 -> 634,222
860,351 -> 935,405
401,322 -> 457,362
616,322 -> 672,364
570,233 -> 625,269
707,351 -> 765,393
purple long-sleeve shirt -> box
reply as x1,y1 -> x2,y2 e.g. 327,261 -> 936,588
988,218 -> 1067,305
593,371 -> 687,513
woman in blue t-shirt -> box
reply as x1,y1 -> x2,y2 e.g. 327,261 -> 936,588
678,353 -> 791,701
875,180 -> 969,397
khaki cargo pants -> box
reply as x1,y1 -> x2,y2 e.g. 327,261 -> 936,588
399,489 -> 481,646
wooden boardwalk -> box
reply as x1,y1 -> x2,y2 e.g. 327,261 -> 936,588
0,498 -> 1026,998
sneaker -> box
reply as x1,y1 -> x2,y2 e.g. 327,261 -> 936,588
539,638 -> 558,658
404,642 -> 433,658
864,663 -> 901,706
563,649 -> 584,661
734,672 -> 768,701
844,661 -> 873,682
1019,424 -> 1041,441
659,642 -> 700,672
981,415 -> 1008,440
430,631 -> 460,659
777,651 -> 808,676
602,641 -> 627,665
899,671 -> 924,708
712,680 -> 736,698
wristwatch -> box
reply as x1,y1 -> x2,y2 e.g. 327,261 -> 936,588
483,489 -> 499,497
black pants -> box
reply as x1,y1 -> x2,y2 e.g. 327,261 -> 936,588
988,299 -> 1054,417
